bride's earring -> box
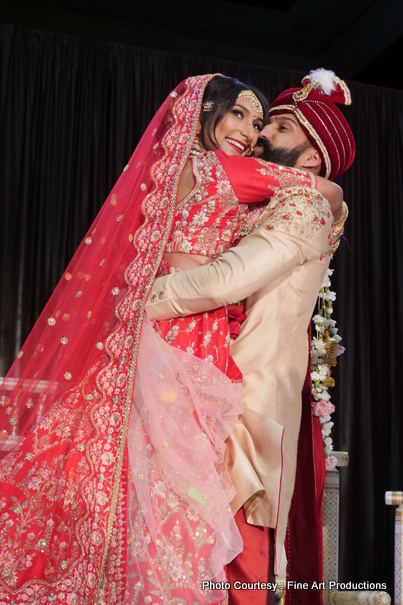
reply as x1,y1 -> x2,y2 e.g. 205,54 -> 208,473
190,132 -> 205,157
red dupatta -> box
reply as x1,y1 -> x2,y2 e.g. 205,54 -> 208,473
0,74 -> 215,604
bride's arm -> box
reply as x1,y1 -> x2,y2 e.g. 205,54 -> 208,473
315,176 -> 343,219
215,151 -> 343,219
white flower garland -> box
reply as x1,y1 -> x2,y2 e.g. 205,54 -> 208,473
311,267 -> 344,469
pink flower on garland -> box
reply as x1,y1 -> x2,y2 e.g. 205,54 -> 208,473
312,400 -> 335,417
325,456 -> 338,470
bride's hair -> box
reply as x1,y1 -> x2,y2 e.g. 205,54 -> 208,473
199,75 -> 268,151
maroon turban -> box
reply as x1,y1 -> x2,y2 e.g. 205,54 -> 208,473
269,69 -> 355,180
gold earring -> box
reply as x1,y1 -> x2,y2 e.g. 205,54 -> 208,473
247,147 -> 254,156
190,136 -> 206,157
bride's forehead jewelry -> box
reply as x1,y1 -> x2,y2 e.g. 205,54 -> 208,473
202,91 -> 263,115
237,90 -> 263,115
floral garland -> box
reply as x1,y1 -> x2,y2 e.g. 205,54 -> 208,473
311,267 -> 345,470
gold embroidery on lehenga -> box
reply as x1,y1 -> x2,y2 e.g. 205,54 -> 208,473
0,363 -> 104,595
126,451 -> 221,604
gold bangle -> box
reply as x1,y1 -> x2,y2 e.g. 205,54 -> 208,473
333,225 -> 345,238
333,201 -> 349,229
332,202 -> 349,254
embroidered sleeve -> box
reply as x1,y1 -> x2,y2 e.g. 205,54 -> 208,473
252,158 -> 316,190
259,188 -> 333,244
215,150 -> 317,204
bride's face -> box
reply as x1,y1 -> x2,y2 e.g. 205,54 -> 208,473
209,98 -> 263,156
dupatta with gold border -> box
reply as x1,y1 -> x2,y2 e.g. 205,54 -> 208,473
0,74 -> 242,605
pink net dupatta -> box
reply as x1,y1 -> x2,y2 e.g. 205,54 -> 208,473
126,316 -> 242,603
0,75 -> 243,604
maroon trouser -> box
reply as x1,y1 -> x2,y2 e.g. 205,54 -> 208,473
227,508 -> 276,605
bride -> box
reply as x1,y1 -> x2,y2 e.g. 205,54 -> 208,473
0,74 -> 341,605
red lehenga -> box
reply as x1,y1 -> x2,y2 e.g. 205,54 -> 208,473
0,75 -> 316,605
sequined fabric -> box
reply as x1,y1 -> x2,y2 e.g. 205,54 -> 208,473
155,309 -> 232,377
125,317 -> 242,604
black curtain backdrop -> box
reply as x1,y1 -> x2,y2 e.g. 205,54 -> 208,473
0,23 -> 402,599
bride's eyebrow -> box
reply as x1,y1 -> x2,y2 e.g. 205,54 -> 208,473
233,102 -> 248,112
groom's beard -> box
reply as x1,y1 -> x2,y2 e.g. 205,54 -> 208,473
257,139 -> 311,168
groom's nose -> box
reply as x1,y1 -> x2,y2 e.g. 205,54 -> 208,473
259,123 -> 273,140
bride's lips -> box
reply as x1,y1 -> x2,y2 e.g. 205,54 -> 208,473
226,137 -> 248,153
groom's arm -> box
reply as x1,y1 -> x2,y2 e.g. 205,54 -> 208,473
146,189 -> 333,321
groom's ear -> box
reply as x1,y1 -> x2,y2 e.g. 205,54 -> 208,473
295,146 -> 322,175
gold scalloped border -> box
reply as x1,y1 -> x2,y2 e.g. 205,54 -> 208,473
95,75 -> 216,599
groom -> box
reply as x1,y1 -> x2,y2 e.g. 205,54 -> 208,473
146,70 -> 355,605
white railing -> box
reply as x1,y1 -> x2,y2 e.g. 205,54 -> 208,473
385,491 -> 403,605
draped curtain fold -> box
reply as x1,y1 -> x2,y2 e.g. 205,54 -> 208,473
0,23 -> 401,599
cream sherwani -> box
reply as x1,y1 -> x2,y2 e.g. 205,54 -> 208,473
146,186 -> 333,572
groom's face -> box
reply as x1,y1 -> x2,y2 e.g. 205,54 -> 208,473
261,113 -> 309,149
258,114 -> 313,168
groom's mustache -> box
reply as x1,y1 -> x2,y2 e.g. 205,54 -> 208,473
255,138 -> 311,168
